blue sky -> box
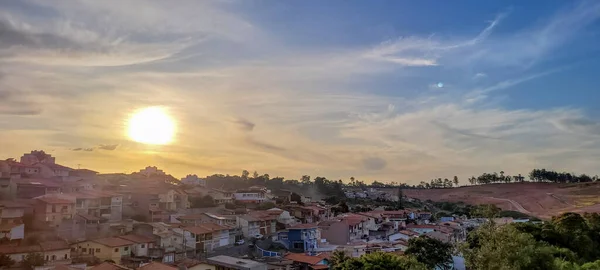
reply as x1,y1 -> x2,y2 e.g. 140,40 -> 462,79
1,0 -> 599,183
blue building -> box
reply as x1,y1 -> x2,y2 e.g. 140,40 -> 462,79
281,223 -> 319,254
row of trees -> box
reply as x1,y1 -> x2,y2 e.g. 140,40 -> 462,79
416,169 -> 600,189
418,176 -> 460,189
529,169 -> 598,183
0,253 -> 44,270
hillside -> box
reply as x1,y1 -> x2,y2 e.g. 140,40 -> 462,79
403,182 -> 600,219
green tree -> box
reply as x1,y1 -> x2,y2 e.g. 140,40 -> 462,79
22,253 -> 45,270
338,252 -> 427,270
461,223 -> 559,270
329,250 -> 351,270
0,254 -> 15,268
471,204 -> 501,218
453,176 -> 459,187
405,236 -> 453,270
241,170 -> 250,179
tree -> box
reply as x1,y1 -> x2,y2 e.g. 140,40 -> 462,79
453,176 -> 459,187
461,223 -> 558,270
241,170 -> 250,179
471,204 -> 501,218
329,250 -> 351,270
22,253 -> 45,270
337,252 -> 427,270
0,254 -> 15,268
405,236 -> 453,270
190,195 -> 216,208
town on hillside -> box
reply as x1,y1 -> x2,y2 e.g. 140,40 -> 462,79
0,150 -> 552,270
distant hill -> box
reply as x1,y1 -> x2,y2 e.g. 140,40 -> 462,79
403,182 -> 600,219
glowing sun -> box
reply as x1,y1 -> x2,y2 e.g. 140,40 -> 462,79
127,106 -> 176,145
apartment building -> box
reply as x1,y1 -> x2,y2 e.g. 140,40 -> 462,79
70,190 -> 123,222
33,194 -> 75,229
233,190 -> 266,204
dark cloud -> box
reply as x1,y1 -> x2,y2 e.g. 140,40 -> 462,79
98,144 -> 118,150
246,137 -> 286,152
362,157 -> 387,171
72,147 -> 93,152
558,118 -> 600,134
0,18 -> 80,50
232,118 -> 255,132
0,104 -> 43,115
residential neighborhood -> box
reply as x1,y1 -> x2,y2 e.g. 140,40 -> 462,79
0,151 -> 573,270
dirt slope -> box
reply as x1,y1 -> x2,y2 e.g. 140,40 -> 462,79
403,182 -> 600,219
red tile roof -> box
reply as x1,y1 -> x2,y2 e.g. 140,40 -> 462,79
40,240 -> 70,251
15,178 -> 61,187
0,244 -> 42,254
406,224 -> 436,229
35,196 -> 74,204
117,234 -> 156,244
289,223 -> 318,229
90,262 -> 130,270
138,262 -> 177,270
284,253 -> 326,265
183,226 -> 213,235
399,230 -> 420,237
93,237 -> 135,247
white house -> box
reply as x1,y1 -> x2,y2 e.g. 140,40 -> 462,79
117,234 -> 155,257
233,190 -> 267,204
180,175 -> 206,187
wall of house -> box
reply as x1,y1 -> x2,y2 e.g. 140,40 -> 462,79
74,242 -> 129,264
44,249 -> 70,263
132,243 -> 149,257
320,222 -> 350,245
189,263 -> 216,270
110,196 -> 123,221
6,252 -> 27,264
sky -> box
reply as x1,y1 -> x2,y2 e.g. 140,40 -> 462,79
1,0 -> 600,184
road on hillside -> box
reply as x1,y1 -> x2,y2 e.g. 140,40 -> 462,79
488,197 -> 531,214
547,193 -> 576,207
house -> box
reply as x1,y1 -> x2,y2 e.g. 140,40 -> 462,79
233,190 -> 267,204
284,253 -> 329,270
207,255 -> 267,270
180,175 -> 206,187
0,240 -> 71,266
19,151 -> 73,179
173,190 -> 190,210
40,241 -> 72,265
425,231 -> 452,243
184,223 -> 234,254
237,215 -> 261,238
286,205 -> 315,223
90,262 -> 130,270
133,223 -> 195,262
70,190 -> 123,222
267,208 -> 297,227
33,194 -> 75,229
175,258 -> 216,270
406,224 -> 436,235
138,261 -> 177,270
117,234 -> 156,257
0,223 -> 25,241
15,178 -> 61,199
72,237 -> 134,264
129,188 -> 177,222
286,223 -> 320,253
246,210 -> 278,236
389,230 -> 419,241
0,200 -> 29,224
318,219 -> 351,245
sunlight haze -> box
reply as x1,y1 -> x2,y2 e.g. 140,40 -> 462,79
1,0 -> 599,183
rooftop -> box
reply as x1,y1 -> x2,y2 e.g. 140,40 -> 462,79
289,223 -> 318,229
92,237 -> 135,247
90,262 -> 130,270
40,240 -> 70,251
284,253 -> 326,265
0,244 -> 42,254
35,195 -> 74,204
117,234 -> 156,244
207,255 -> 266,269
138,262 -> 177,270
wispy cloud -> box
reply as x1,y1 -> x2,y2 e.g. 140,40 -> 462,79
0,0 -> 598,183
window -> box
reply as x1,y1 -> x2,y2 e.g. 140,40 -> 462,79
114,248 -> 119,252
82,248 -> 87,252
124,247 -> 129,251
64,254 -> 68,259
141,244 -> 145,248
52,205 -> 56,213
96,248 -> 101,253
51,255 -> 56,261
46,255 -> 49,261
